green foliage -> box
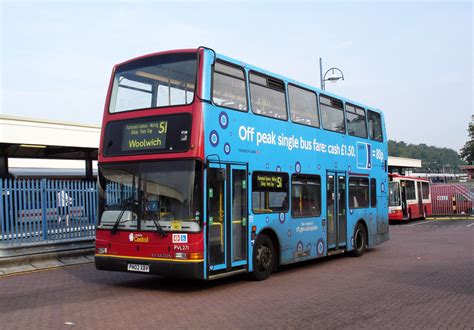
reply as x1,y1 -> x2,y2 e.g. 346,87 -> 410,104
388,140 -> 464,172
459,120 -> 474,164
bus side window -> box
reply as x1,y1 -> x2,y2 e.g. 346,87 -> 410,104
349,177 -> 369,208
249,72 -> 288,120
405,180 -> 416,200
320,95 -> 345,133
370,178 -> 377,207
252,171 -> 289,213
422,182 -> 430,199
288,84 -> 319,128
212,61 -> 248,111
291,174 -> 321,218
367,110 -> 383,141
346,103 -> 368,138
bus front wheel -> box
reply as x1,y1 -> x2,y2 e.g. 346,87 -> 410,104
250,234 -> 275,281
351,223 -> 367,257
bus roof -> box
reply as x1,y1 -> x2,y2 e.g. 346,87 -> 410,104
113,47 -> 383,115
216,52 -> 383,115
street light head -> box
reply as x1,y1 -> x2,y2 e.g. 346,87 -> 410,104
327,75 -> 342,82
327,69 -> 344,82
320,60 -> 345,91
322,67 -> 345,87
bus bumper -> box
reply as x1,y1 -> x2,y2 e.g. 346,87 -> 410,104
389,210 -> 404,221
95,255 -> 204,279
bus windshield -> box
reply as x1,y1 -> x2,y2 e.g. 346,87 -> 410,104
389,182 -> 401,207
108,52 -> 197,113
98,160 -> 202,232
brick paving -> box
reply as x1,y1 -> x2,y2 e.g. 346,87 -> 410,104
0,219 -> 473,329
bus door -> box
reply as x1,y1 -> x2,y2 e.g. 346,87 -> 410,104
400,181 -> 408,217
207,163 -> 248,274
326,172 -> 347,250
417,181 -> 423,217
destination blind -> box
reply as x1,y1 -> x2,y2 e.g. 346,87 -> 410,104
253,172 -> 287,192
121,121 -> 168,152
103,114 -> 191,156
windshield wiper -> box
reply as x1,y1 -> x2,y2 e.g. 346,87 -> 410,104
111,197 -> 137,235
140,194 -> 167,237
150,213 -> 167,237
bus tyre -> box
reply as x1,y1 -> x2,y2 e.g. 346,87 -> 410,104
250,234 -> 275,281
351,223 -> 367,257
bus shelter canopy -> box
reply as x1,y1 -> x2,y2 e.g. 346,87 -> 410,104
0,115 -> 100,179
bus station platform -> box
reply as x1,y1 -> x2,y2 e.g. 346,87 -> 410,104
0,238 -> 94,276
0,115 -> 99,275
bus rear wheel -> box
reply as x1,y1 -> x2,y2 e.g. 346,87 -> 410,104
250,234 -> 275,281
351,223 -> 367,257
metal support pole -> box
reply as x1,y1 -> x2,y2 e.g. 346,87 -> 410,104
0,147 -> 9,178
41,178 -> 48,241
319,57 -> 324,90
85,158 -> 93,181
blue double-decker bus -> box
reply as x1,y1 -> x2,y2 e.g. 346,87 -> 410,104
96,47 -> 389,280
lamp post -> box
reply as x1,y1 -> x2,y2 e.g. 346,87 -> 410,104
319,57 -> 344,90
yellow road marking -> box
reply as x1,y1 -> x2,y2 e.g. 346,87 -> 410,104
427,217 -> 474,220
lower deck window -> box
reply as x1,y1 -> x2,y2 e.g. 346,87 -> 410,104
349,177 -> 369,208
422,182 -> 430,199
370,178 -> 377,207
291,174 -> 321,217
403,180 -> 416,200
252,171 -> 288,213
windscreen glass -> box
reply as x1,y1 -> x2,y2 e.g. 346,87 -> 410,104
98,160 -> 202,232
109,53 -> 197,113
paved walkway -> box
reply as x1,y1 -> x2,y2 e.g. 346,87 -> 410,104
0,219 -> 473,329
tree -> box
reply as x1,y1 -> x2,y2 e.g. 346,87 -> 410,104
389,140 -> 464,172
459,118 -> 474,165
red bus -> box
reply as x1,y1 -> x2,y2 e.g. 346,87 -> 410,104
388,174 -> 431,221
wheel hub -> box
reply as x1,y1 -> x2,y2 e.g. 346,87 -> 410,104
257,245 -> 272,270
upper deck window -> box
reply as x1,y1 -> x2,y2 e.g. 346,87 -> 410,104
109,53 -> 197,113
367,110 -> 383,141
346,103 -> 367,138
320,95 -> 345,133
249,72 -> 287,120
212,61 -> 247,111
288,85 -> 319,128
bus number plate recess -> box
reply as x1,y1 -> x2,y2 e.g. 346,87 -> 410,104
127,263 -> 150,273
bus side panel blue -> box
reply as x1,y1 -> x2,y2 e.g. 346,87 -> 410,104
203,54 -> 388,266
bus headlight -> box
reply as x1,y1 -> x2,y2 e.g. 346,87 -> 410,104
175,252 -> 187,259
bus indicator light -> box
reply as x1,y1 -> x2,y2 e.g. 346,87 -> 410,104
189,252 -> 203,260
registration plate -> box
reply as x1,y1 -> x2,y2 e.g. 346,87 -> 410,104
127,263 -> 150,273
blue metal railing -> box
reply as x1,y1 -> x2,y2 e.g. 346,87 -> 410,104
1,178 -> 97,245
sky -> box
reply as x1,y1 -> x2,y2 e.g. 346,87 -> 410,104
1,1 -> 472,151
